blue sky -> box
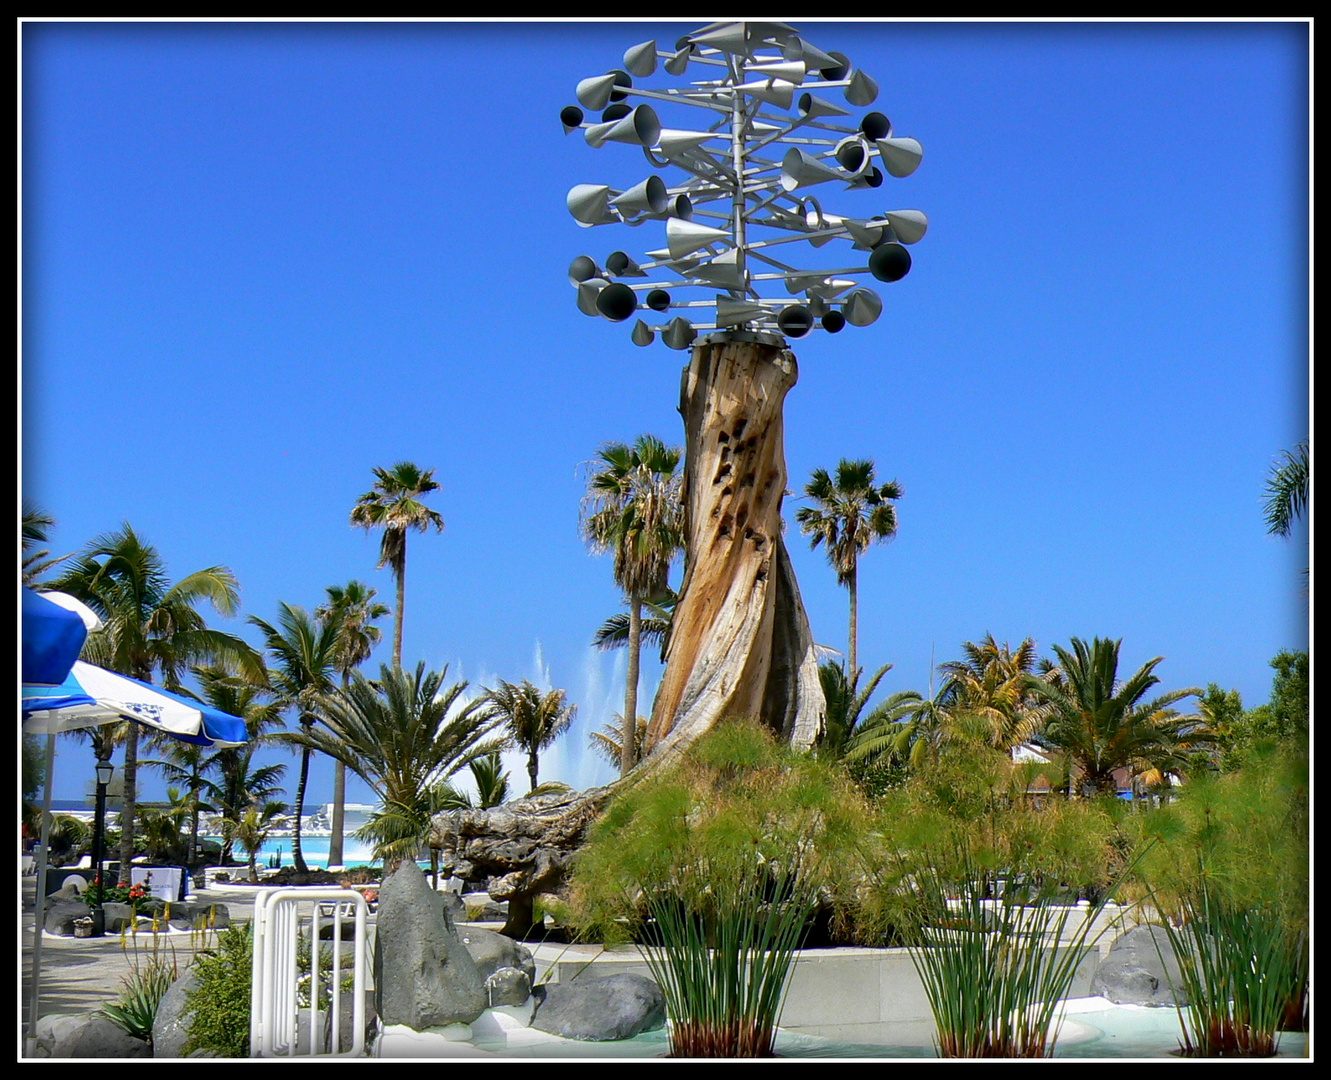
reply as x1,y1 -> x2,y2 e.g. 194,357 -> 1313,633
22,20 -> 1309,806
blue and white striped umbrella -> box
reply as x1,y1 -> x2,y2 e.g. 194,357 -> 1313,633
21,659 -> 247,1052
22,661 -> 248,747
21,587 -> 99,687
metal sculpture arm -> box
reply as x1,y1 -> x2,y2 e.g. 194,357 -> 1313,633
563,21 -> 927,348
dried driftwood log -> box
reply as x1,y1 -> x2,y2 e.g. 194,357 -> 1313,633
431,786 -> 613,939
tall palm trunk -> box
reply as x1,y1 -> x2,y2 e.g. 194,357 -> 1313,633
847,561 -> 859,680
292,718 -> 313,874
328,673 -> 349,868
527,748 -> 539,794
392,537 -> 406,669
329,761 -> 346,868
622,595 -> 643,775
187,758 -> 200,867
116,722 -> 139,886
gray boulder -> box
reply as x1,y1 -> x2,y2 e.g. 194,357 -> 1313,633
374,859 -> 488,1030
440,890 -> 467,923
39,1011 -> 153,1057
163,901 -> 198,930
196,902 -> 231,930
32,1013 -> 83,1056
102,902 -> 138,933
459,892 -> 507,922
151,968 -> 199,1058
52,876 -> 88,900
1091,923 -> 1189,1006
318,916 -> 362,941
321,990 -> 378,1054
44,898 -> 92,935
486,966 -> 533,1007
531,973 -> 666,1042
456,925 -> 535,984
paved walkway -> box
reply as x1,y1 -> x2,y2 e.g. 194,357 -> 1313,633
20,873 -> 266,1052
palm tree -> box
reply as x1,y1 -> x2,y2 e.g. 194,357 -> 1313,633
795,460 -> 902,679
350,462 -> 445,668
580,435 -> 684,775
815,660 -> 895,760
22,500 -> 71,584
188,665 -> 286,865
430,753 -> 511,811
1024,637 -> 1210,797
249,603 -> 345,874
845,683 -> 948,772
141,738 -> 211,867
52,525 -> 265,884
288,662 -> 504,866
1264,440 -> 1309,537
588,714 -> 648,770
591,586 -> 678,663
224,800 -> 289,883
315,581 -> 388,868
484,679 -> 577,794
937,635 -> 1048,752
137,786 -> 192,864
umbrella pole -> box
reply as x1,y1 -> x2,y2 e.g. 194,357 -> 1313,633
25,732 -> 57,1058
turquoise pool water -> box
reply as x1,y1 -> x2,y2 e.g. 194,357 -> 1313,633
207,835 -> 376,869
478,1006 -> 1308,1060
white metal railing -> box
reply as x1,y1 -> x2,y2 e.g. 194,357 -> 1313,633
250,888 -> 370,1057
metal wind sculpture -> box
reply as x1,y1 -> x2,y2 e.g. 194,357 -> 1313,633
563,20 -> 926,348
563,22 -> 926,774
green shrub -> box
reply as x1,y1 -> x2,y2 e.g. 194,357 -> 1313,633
183,922 -> 254,1058
566,718 -> 875,1057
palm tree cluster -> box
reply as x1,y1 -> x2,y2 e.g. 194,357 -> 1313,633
34,425 -> 1278,879
26,465 -> 587,878
50,524 -> 266,883
842,633 -> 1212,800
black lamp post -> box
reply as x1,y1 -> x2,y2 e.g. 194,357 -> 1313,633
90,757 -> 114,937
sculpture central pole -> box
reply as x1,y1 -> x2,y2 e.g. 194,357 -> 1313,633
645,335 -> 825,770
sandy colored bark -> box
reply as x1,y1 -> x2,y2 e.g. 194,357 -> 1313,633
644,338 -> 825,771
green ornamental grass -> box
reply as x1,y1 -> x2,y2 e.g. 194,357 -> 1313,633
1136,740 -> 1308,1056
866,732 -> 1135,1057
566,719 -> 873,1058
905,860 -> 1124,1057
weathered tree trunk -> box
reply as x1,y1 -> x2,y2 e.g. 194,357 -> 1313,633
644,337 -> 825,771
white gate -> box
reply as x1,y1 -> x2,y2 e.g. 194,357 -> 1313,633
250,888 -> 370,1057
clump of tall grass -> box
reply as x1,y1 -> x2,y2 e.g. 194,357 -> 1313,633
1153,886 -> 1305,1056
640,854 -> 819,1057
1135,738 -> 1308,1056
566,719 -> 874,1058
904,854 -> 1128,1057
864,725 -> 1136,1057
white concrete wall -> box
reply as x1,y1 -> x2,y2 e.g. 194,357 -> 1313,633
529,939 -> 1102,1037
